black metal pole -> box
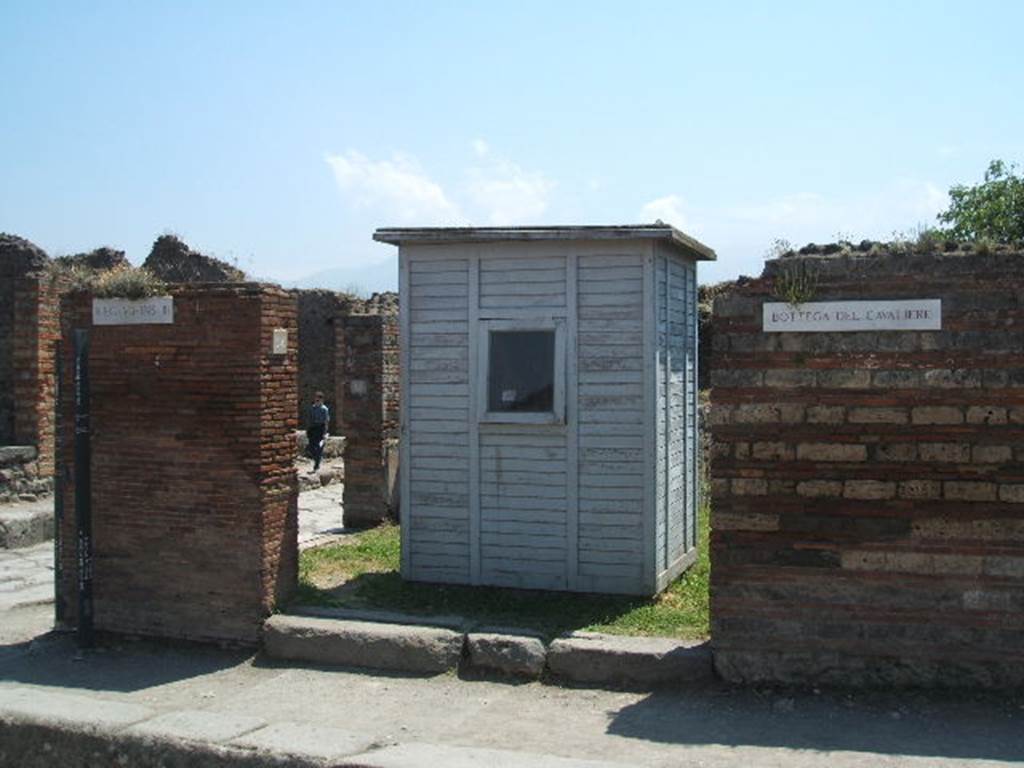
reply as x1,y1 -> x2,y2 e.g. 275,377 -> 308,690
73,329 -> 94,648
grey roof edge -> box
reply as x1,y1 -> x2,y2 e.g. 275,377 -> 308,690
372,225 -> 716,261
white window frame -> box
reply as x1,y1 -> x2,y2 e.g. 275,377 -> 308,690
477,319 -> 566,425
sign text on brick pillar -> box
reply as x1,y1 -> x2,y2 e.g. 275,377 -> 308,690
92,297 -> 174,325
763,299 -> 941,332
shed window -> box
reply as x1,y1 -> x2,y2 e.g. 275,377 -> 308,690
478,319 -> 565,425
487,331 -> 555,412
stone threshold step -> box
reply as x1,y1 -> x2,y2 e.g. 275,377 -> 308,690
264,611 -> 711,690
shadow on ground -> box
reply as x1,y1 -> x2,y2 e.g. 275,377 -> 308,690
296,570 -> 664,640
607,685 -> 1024,762
0,630 -> 249,694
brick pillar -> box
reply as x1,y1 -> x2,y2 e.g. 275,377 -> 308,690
710,246 -> 1024,688
338,314 -> 399,527
56,285 -> 298,645
13,273 -> 61,477
1,236 -> 59,502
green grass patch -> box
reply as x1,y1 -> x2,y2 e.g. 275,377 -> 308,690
294,509 -> 709,642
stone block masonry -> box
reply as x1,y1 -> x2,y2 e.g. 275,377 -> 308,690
337,314 -> 399,527
56,285 -> 299,645
710,244 -> 1024,688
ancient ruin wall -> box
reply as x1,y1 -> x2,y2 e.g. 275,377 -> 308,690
0,236 -> 61,504
294,290 -> 397,426
57,285 -> 298,645
143,234 -> 246,283
0,250 -> 18,445
0,235 -> 50,446
337,314 -> 400,527
710,245 -> 1024,687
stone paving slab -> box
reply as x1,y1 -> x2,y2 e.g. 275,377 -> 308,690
127,708 -> 269,744
230,721 -> 377,761
3,623 -> 1024,768
0,541 -> 54,612
0,686 -> 154,730
359,742 -> 632,768
297,484 -> 348,550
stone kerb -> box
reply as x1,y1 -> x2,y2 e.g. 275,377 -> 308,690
709,245 -> 1024,688
56,284 -> 299,645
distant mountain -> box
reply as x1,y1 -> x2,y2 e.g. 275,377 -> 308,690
286,256 -> 398,295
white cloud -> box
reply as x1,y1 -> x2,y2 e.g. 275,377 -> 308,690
465,156 -> 555,225
730,192 -> 830,225
326,144 -> 555,227
639,194 -> 692,229
325,150 -> 463,225
645,180 -> 952,286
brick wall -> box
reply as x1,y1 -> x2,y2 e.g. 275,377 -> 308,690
56,285 -> 298,645
337,314 -> 399,527
294,289 -> 398,427
0,237 -> 60,503
710,245 -> 1024,688
295,290 -> 346,427
1,236 -> 54,452
0,253 -> 14,445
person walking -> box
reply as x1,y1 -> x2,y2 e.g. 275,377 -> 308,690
307,391 -> 329,473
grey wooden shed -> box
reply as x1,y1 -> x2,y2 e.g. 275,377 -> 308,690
374,225 -> 716,595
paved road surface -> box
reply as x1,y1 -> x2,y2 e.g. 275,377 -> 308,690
2,488 -> 1022,766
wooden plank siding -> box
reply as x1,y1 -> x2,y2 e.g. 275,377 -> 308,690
406,254 -> 471,584
401,237 -> 701,596
477,252 -> 569,589
575,252 -> 646,594
654,243 -> 700,587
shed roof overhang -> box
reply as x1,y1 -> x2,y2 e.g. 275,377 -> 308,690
372,224 -> 716,261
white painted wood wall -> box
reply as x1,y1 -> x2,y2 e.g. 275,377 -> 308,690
399,238 -> 700,595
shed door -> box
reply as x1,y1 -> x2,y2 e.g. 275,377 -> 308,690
476,320 -> 568,590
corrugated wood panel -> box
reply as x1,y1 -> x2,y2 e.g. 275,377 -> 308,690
575,252 -> 646,592
407,256 -> 471,584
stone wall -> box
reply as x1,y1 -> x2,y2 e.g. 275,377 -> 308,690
0,250 -> 17,445
294,289 -> 398,427
0,447 -> 51,504
337,314 -> 400,527
0,236 -> 50,446
710,244 -> 1024,687
0,236 -> 61,500
143,234 -> 246,283
56,285 -> 298,645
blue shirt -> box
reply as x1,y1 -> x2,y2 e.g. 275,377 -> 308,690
310,403 -> 329,428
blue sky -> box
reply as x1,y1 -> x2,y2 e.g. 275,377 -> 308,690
2,1 -> 1022,292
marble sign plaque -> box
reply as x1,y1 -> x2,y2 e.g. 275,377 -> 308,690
763,299 -> 941,332
93,296 -> 174,325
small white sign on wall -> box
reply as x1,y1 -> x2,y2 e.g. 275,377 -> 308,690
763,300 -> 941,332
93,296 -> 174,325
272,328 -> 288,355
